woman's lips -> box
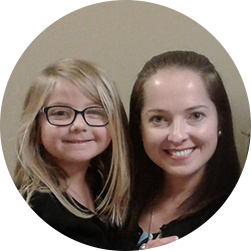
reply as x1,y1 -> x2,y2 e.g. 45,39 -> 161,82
164,147 -> 196,157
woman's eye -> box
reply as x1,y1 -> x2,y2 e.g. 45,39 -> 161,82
149,116 -> 163,123
189,112 -> 205,121
151,116 -> 163,122
149,115 -> 168,126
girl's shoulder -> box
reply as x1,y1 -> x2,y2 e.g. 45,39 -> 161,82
0,192 -> 108,250
29,191 -> 62,218
21,191 -> 69,233
0,192 -> 55,239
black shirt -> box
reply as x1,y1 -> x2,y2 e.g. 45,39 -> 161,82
0,193 -> 108,251
113,186 -> 246,251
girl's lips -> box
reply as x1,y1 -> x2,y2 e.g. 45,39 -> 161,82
63,139 -> 92,144
164,147 -> 196,157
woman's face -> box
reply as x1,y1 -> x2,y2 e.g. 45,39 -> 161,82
141,68 -> 218,178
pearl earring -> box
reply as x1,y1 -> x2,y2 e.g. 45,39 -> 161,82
218,131 -> 222,136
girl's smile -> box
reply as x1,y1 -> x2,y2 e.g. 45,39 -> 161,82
62,139 -> 93,144
40,79 -> 111,170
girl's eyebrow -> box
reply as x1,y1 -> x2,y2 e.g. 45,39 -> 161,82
47,102 -> 71,106
47,101 -> 98,107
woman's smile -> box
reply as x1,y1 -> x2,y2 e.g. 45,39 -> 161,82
141,68 -> 219,177
164,147 -> 196,158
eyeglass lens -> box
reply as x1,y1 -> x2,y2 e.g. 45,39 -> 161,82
46,106 -> 108,126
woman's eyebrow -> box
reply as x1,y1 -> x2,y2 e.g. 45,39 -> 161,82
185,105 -> 209,112
145,108 -> 168,114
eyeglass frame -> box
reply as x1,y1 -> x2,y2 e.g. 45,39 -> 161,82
39,105 -> 109,127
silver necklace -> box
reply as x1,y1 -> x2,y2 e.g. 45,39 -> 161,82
148,210 -> 154,240
139,211 -> 156,250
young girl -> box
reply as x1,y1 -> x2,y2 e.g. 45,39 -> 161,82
14,58 -> 131,249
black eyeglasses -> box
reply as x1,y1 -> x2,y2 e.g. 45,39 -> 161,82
40,106 -> 109,127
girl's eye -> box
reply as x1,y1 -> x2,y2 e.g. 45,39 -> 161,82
52,110 -> 69,116
48,109 -> 72,118
55,111 -> 67,116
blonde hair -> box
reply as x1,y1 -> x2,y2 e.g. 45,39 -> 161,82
14,58 -> 131,226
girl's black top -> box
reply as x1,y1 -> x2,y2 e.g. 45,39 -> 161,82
0,192 -> 108,251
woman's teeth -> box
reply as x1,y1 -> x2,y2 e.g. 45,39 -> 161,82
168,148 -> 194,157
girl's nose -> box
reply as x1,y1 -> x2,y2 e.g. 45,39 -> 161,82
70,114 -> 88,132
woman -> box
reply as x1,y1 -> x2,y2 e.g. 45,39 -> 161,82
126,51 -> 240,249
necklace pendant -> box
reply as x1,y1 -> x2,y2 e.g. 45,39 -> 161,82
148,233 -> 153,240
139,243 -> 146,251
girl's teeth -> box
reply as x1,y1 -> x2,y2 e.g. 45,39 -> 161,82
169,149 -> 193,157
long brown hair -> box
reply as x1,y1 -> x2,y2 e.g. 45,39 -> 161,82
128,51 -> 240,228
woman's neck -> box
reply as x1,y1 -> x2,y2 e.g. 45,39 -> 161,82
162,168 -> 205,201
139,170 -> 205,233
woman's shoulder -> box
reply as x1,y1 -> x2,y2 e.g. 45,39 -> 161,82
206,185 -> 247,221
229,185 -> 247,197
208,185 -> 247,212
184,185 -> 247,221
219,185 -> 247,205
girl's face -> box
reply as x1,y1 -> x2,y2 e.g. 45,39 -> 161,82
141,68 -> 218,178
39,80 -> 111,170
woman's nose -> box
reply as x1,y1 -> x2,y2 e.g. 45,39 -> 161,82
167,120 -> 188,144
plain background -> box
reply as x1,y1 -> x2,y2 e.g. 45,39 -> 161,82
0,1 -> 250,251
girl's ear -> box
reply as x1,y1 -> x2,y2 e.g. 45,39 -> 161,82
34,116 -> 42,144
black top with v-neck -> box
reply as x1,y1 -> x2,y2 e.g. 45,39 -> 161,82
0,193 -> 108,251
112,186 -> 246,251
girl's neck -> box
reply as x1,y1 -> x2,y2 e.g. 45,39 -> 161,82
60,162 -> 95,212
67,182 -> 95,212
58,160 -> 90,178
66,163 -> 89,185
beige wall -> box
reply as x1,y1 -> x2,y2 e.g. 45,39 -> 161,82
1,1 -> 250,176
